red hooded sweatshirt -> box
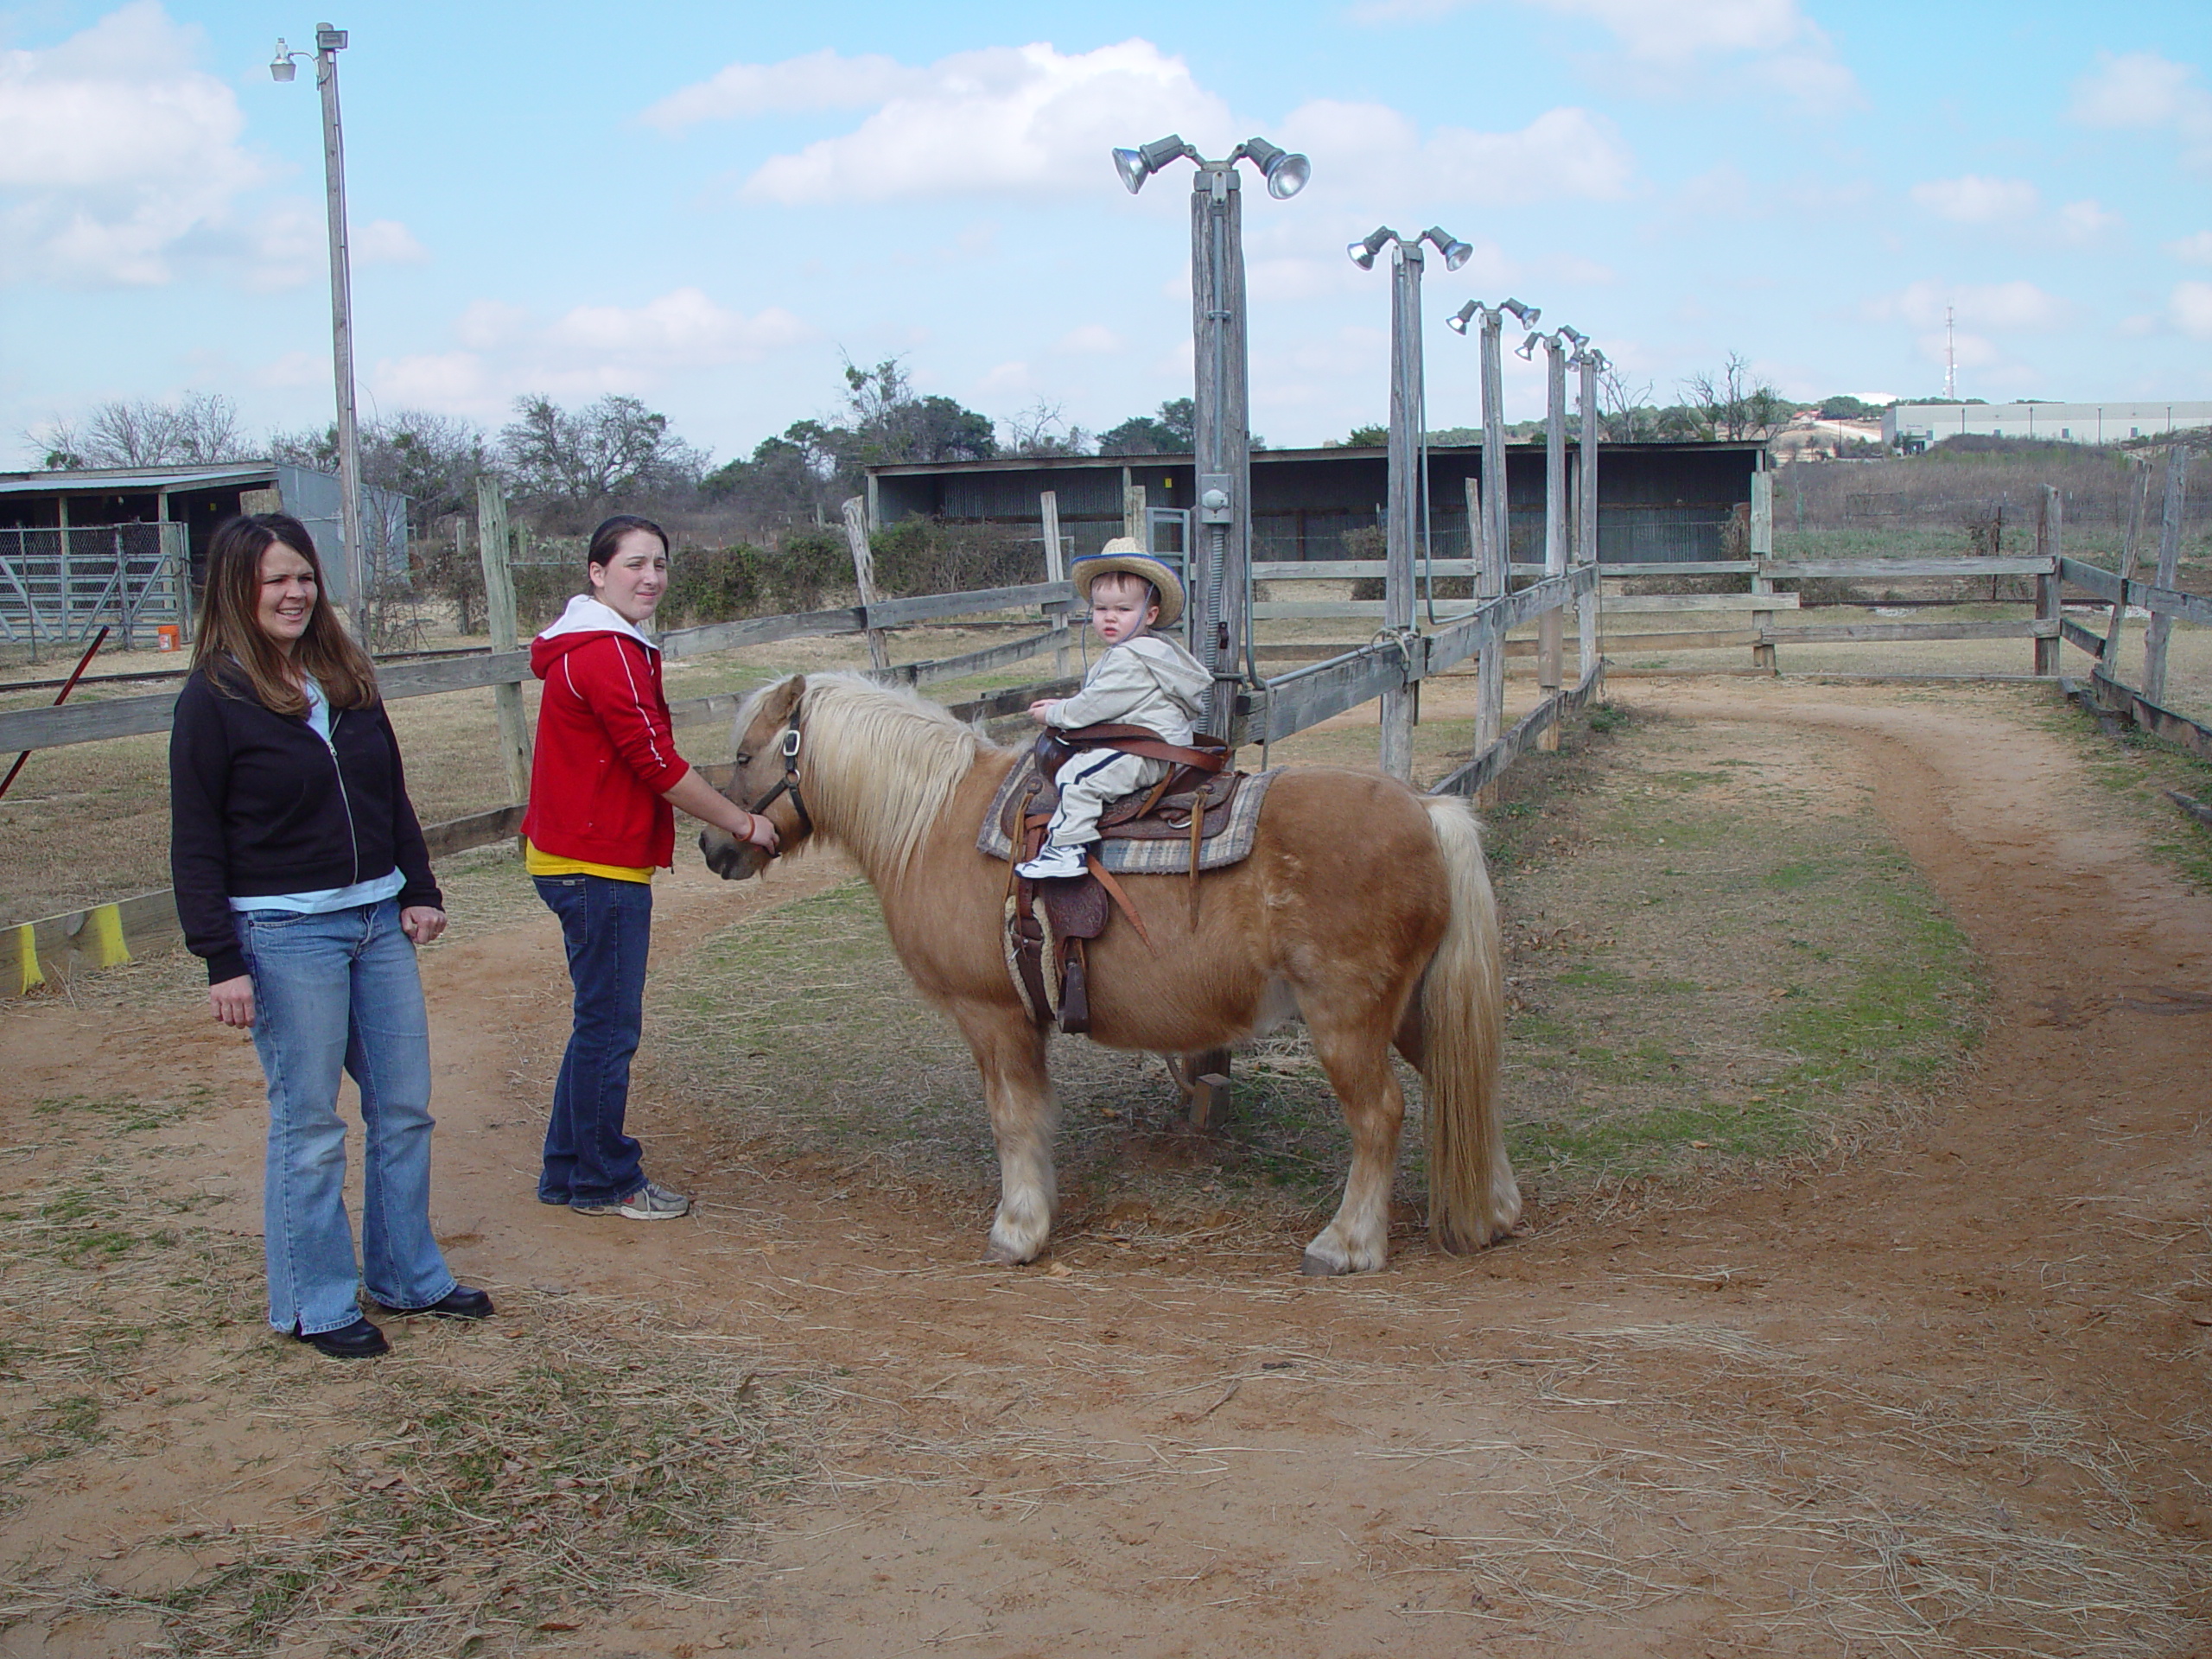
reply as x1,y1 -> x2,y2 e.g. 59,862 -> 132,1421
523,594 -> 690,869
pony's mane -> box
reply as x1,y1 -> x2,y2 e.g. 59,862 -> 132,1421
784,672 -> 988,879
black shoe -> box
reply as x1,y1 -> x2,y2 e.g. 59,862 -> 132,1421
378,1286 -> 495,1320
296,1316 -> 389,1359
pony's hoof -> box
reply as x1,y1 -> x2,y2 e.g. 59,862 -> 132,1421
986,1238 -> 1039,1266
1300,1249 -> 1344,1277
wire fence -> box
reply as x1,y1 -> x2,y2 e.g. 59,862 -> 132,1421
0,523 -> 192,652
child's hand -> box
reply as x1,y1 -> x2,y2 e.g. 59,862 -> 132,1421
1028,699 -> 1060,725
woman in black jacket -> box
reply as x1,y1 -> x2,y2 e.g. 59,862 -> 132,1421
170,513 -> 489,1358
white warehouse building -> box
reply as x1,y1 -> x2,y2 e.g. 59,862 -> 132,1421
1885,401 -> 2212,452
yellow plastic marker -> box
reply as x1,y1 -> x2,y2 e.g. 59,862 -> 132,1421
14,924 -> 43,995
86,903 -> 132,969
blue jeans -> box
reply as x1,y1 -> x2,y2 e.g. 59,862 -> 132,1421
533,874 -> 652,1207
237,899 -> 456,1336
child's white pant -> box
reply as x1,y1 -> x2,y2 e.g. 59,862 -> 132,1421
1043,749 -> 1170,848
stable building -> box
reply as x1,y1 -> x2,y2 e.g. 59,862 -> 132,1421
0,461 -> 408,645
868,440 -> 1767,568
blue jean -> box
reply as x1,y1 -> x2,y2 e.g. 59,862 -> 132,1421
533,874 -> 652,1207
236,899 -> 456,1336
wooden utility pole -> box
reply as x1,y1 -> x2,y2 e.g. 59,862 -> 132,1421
1378,238 -> 1425,783
474,476 -> 531,806
841,496 -> 892,671
1040,491 -> 1071,677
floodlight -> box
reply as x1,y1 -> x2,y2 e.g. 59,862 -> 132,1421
1446,300 -> 1481,335
1113,134 -> 1192,194
1501,298 -> 1540,327
1515,332 -> 1541,361
270,38 -> 298,80
1422,226 -> 1473,271
1241,137 -> 1310,200
1559,325 -> 1588,348
1348,226 -> 1394,270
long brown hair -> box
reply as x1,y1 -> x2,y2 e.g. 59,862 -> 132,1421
193,513 -> 379,715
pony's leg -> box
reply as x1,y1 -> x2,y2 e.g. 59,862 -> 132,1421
947,1000 -> 1058,1264
1300,1011 -> 1408,1276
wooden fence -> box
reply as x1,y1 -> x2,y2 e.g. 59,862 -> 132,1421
10,465 -> 2206,994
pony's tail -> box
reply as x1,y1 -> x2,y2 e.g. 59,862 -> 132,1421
1418,795 -> 1520,1253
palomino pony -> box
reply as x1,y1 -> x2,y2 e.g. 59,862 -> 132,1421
699,672 -> 1517,1274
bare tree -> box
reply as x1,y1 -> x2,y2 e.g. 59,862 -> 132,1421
1001,398 -> 1093,458
1680,353 -> 1787,442
499,394 -> 709,511
31,392 -> 250,469
1597,368 -> 1657,443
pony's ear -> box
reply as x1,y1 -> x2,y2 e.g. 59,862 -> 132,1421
763,673 -> 806,725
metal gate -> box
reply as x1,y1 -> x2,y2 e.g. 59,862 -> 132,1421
0,522 -> 193,649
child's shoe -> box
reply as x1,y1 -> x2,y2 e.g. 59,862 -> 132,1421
1015,842 -> 1090,880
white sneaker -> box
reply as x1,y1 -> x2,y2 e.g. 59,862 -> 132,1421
1015,842 -> 1090,880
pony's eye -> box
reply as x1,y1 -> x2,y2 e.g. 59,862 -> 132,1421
734,753 -> 752,766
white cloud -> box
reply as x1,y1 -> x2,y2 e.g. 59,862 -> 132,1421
1281,99 -> 1633,205
2056,199 -> 2121,245
370,289 -> 816,416
2165,230 -> 2212,264
356,219 -> 429,266
0,1 -> 268,285
2173,282 -> 2212,340
1909,175 -> 2039,225
2069,50 -> 2212,169
1054,324 -> 1125,354
641,48 -> 915,130
1872,279 -> 2073,334
1350,0 -> 1857,110
732,40 -> 1230,204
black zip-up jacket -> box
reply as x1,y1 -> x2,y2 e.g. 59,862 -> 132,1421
168,663 -> 442,985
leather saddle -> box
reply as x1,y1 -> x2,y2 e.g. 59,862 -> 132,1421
1006,723 -> 1240,1036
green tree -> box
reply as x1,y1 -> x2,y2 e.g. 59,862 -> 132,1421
1096,397 -> 1196,455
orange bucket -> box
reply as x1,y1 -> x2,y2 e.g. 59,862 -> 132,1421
156,625 -> 182,652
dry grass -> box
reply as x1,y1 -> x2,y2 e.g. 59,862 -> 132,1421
0,1091 -> 827,1657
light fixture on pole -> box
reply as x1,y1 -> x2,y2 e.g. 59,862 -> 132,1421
1109,132 -> 1311,746
271,23 -> 365,623
1346,226 -> 1471,779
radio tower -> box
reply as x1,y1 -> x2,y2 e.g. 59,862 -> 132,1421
1943,304 -> 1957,400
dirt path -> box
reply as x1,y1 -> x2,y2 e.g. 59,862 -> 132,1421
3,680 -> 2209,1657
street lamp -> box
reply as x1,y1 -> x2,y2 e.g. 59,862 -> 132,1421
1346,226 -> 1471,779
271,24 -> 365,620
1110,133 -> 1309,744
1568,342 -> 1608,681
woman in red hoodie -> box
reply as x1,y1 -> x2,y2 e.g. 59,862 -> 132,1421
523,516 -> 777,1220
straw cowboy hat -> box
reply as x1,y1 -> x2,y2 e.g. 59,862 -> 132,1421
1070,537 -> 1185,627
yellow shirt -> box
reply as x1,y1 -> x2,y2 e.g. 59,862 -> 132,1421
522,838 -> 652,884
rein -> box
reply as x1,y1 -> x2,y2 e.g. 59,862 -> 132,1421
746,717 -> 813,849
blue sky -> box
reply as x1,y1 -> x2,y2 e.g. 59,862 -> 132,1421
2,0 -> 2209,468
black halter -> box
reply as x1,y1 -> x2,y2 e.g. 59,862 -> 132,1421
745,717 -> 813,847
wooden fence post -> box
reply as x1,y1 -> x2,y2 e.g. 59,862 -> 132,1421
1750,467 -> 1776,672
1040,490 -> 1071,677
841,496 -> 892,672
1468,474 -> 1505,764
2144,448 -> 2188,705
2034,485 -> 2062,677
2102,461 -> 2153,669
1123,481 -> 1147,549
474,477 -> 532,808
